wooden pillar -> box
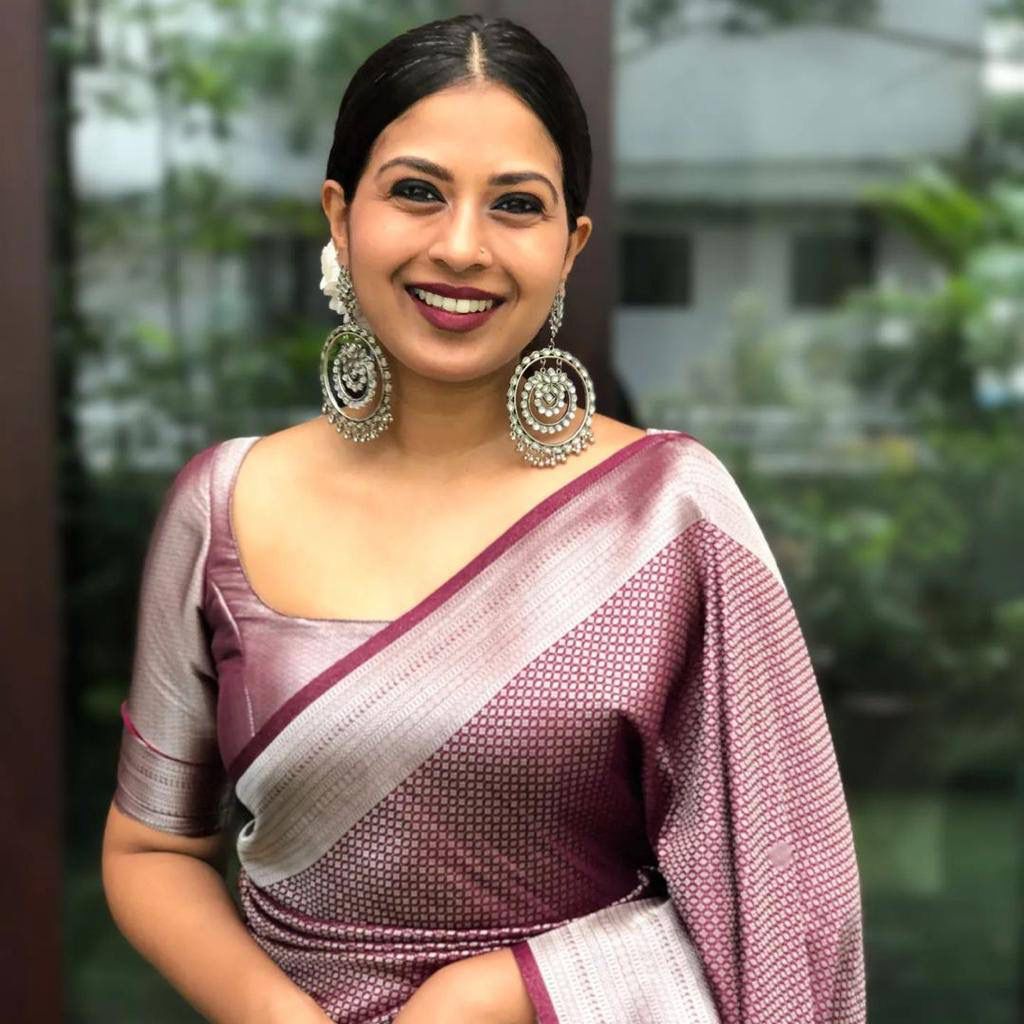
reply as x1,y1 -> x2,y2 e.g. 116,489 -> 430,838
0,0 -> 63,1020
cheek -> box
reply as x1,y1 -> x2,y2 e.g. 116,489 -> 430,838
352,201 -> 568,293
349,204 -> 419,269
364,228 -> 415,271
500,233 -> 568,295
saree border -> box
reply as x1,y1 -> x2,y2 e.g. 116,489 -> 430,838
514,896 -> 721,1023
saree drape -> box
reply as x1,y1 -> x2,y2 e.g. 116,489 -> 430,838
113,427 -> 866,1024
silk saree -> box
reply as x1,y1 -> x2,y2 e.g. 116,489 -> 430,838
113,426 -> 866,1023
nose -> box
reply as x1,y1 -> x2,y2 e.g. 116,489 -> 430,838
427,200 -> 492,273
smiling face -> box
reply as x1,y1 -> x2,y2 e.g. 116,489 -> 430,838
321,81 -> 592,384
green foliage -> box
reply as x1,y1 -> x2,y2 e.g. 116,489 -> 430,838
629,0 -> 681,39
738,163 -> 1024,787
988,0 -> 1024,19
746,421 -> 1024,786
727,0 -> 876,28
657,161 -> 1024,790
853,165 -> 1024,421
863,166 -> 994,272
854,792 -> 1017,1019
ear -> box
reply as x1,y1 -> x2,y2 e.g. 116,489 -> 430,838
560,215 -> 593,281
321,180 -> 351,266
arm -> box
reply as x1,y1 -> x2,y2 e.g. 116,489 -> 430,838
101,800 -> 329,1024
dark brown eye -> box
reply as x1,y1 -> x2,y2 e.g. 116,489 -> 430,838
389,180 -> 543,217
495,194 -> 544,215
390,180 -> 440,203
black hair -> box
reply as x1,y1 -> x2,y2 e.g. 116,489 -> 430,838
324,13 -> 591,236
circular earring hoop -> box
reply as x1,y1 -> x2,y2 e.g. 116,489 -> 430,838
319,325 -> 394,442
319,261 -> 394,442
506,283 -> 597,467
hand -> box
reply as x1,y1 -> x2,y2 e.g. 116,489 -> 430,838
245,985 -> 333,1024
393,947 -> 537,1024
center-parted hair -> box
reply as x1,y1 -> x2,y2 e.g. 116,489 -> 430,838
324,14 -> 592,236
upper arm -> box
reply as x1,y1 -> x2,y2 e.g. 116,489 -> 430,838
102,798 -> 228,868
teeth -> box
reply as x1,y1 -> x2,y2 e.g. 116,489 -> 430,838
412,287 -> 496,313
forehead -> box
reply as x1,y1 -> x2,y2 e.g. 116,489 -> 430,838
367,82 -> 563,182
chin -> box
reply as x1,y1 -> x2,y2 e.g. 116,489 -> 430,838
401,342 -> 519,382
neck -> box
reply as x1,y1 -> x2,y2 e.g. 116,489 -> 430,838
332,356 -> 523,483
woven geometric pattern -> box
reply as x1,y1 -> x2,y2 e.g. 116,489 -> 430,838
239,529 -> 694,1019
636,519 -> 866,1024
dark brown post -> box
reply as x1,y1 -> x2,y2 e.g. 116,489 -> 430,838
0,0 -> 63,1020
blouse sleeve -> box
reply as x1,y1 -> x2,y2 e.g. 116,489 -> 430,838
112,443 -> 234,837
510,450 -> 866,1023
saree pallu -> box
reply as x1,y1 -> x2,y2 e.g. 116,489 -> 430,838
113,427 -> 866,1023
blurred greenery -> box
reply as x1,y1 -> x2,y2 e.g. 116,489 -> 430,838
765,165 -> 1024,790
648,163 -> 1024,794
854,791 -> 1018,1020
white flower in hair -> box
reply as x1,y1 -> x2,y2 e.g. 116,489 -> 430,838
319,238 -> 346,315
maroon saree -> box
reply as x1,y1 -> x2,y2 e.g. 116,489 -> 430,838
113,427 -> 866,1023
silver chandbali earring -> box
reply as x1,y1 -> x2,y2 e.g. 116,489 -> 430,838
506,281 -> 597,467
318,241 -> 394,442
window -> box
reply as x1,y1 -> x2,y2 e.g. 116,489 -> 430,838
791,229 -> 876,308
620,231 -> 693,306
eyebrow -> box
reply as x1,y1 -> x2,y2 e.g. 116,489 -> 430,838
375,155 -> 560,204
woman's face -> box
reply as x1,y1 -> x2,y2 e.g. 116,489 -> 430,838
321,81 -> 592,383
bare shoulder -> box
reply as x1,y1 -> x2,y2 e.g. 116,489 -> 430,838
235,416 -> 337,488
230,416 -> 341,534
523,413 -> 646,484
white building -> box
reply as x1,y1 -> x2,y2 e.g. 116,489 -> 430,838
611,0 -> 984,435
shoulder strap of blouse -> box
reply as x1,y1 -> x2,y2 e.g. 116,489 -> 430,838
206,435 -> 262,578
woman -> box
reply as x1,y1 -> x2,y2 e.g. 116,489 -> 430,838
101,13 -> 866,1024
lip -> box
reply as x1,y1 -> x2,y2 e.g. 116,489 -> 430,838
408,281 -> 506,301
406,285 -> 504,334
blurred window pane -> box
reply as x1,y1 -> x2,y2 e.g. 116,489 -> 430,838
791,229 -> 876,308
621,231 -> 693,306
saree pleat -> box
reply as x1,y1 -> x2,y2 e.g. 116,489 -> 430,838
238,868 -> 658,1024
112,427 -> 866,1023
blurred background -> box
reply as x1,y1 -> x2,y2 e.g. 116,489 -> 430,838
3,0 -> 1021,1020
